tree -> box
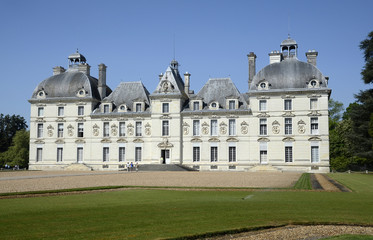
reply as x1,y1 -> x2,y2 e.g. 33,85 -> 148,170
360,31 -> 373,84
0,130 -> 29,168
0,114 -> 27,152
329,99 -> 344,131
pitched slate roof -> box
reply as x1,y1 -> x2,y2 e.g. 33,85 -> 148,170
104,81 -> 150,111
196,78 -> 248,109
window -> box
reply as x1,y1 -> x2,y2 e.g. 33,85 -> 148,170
37,124 -> 43,138
119,147 -> 125,162
36,148 -> 42,162
193,147 -> 200,162
162,120 -> 169,136
229,147 -> 236,162
136,122 -> 142,136
285,146 -> 293,162
284,99 -> 292,110
285,118 -> 292,135
260,82 -> 267,89
119,122 -> 125,137
162,103 -> 169,113
310,80 -> 317,87
103,122 -> 109,137
210,120 -> 218,136
58,107 -> 64,116
103,105 -> 109,113
260,119 -> 267,135
311,118 -> 319,134
77,123 -> 84,137
310,99 -> 318,110
78,106 -> 84,116
260,150 -> 267,163
211,102 -> 217,108
58,123 -> 64,138
135,147 -> 142,161
211,146 -> 218,162
77,147 -> 83,162
193,102 -> 200,111
136,103 -> 142,112
193,120 -> 200,136
259,100 -> 267,111
311,146 -> 319,163
38,107 -> 44,117
103,147 -> 109,162
229,100 -> 235,110
57,148 -> 63,162
229,119 -> 236,136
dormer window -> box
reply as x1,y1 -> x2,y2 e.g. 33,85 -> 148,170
258,81 -> 269,90
136,103 -> 142,112
209,101 -> 219,110
308,79 -> 320,88
193,101 -> 200,111
103,105 -> 109,113
37,90 -> 46,99
229,100 -> 235,109
118,104 -> 128,113
77,89 -> 87,97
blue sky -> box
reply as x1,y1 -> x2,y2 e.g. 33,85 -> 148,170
1,0 -> 372,126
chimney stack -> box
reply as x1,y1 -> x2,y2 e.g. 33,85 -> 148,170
269,50 -> 282,64
306,50 -> 318,66
247,52 -> 257,89
184,72 -> 191,96
53,66 -> 65,75
78,63 -> 90,75
159,73 -> 164,81
98,63 -> 107,100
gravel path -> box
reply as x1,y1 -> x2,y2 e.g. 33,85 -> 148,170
210,225 -> 373,240
0,171 -> 301,193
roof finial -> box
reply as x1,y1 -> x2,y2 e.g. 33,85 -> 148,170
76,48 -> 79,53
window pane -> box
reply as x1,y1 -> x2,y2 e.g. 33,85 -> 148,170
104,122 -> 109,137
58,123 -> 64,138
229,100 -> 235,109
136,122 -> 142,136
193,102 -> 199,111
38,107 -> 44,117
260,119 -> 267,135
136,104 -> 141,112
311,118 -> 319,134
119,147 -> 125,162
77,148 -> 83,162
193,120 -> 200,136
311,146 -> 319,163
36,148 -> 43,162
119,122 -> 125,137
37,124 -> 43,138
260,150 -> 267,163
103,147 -> 109,162
285,146 -> 292,162
135,147 -> 142,161
57,148 -> 63,162
211,120 -> 217,136
285,118 -> 292,135
284,100 -> 292,110
78,123 -> 84,137
229,119 -> 236,136
229,147 -> 236,162
162,121 -> 169,136
259,100 -> 267,111
210,147 -> 218,162
78,106 -> 84,116
58,107 -> 64,116
162,103 -> 169,113
193,147 -> 200,162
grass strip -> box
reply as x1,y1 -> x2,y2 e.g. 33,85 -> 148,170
293,173 -> 312,190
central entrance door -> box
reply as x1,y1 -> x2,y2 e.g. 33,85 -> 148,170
161,149 -> 170,164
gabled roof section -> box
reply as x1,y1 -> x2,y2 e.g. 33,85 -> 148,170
196,78 -> 248,109
152,60 -> 186,97
104,81 -> 150,110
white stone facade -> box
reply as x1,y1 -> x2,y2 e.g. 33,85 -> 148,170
29,38 -> 331,172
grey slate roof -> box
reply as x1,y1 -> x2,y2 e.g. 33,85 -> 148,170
250,58 -> 327,91
152,64 -> 185,96
196,78 -> 248,109
31,68 -> 110,100
104,81 -> 150,111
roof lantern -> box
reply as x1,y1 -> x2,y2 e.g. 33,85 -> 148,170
280,35 -> 298,59
170,59 -> 179,70
68,49 -> 87,65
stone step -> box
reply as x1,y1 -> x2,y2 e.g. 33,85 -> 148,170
137,164 -> 196,172
64,163 -> 93,171
248,164 -> 281,172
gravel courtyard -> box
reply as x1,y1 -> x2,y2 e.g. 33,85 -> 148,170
0,171 -> 301,193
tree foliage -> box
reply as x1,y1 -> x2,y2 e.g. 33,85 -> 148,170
0,130 -> 29,168
360,31 -> 373,84
0,114 -> 28,153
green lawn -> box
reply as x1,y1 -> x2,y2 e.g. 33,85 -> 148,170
0,174 -> 372,240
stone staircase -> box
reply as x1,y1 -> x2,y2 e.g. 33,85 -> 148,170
248,164 -> 281,172
64,163 -> 93,171
137,164 -> 197,172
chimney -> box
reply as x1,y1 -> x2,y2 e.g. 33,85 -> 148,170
98,63 -> 107,100
184,72 -> 191,96
247,52 -> 257,88
306,50 -> 318,66
78,63 -> 90,75
53,66 -> 65,75
159,73 -> 164,81
269,50 -> 282,64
